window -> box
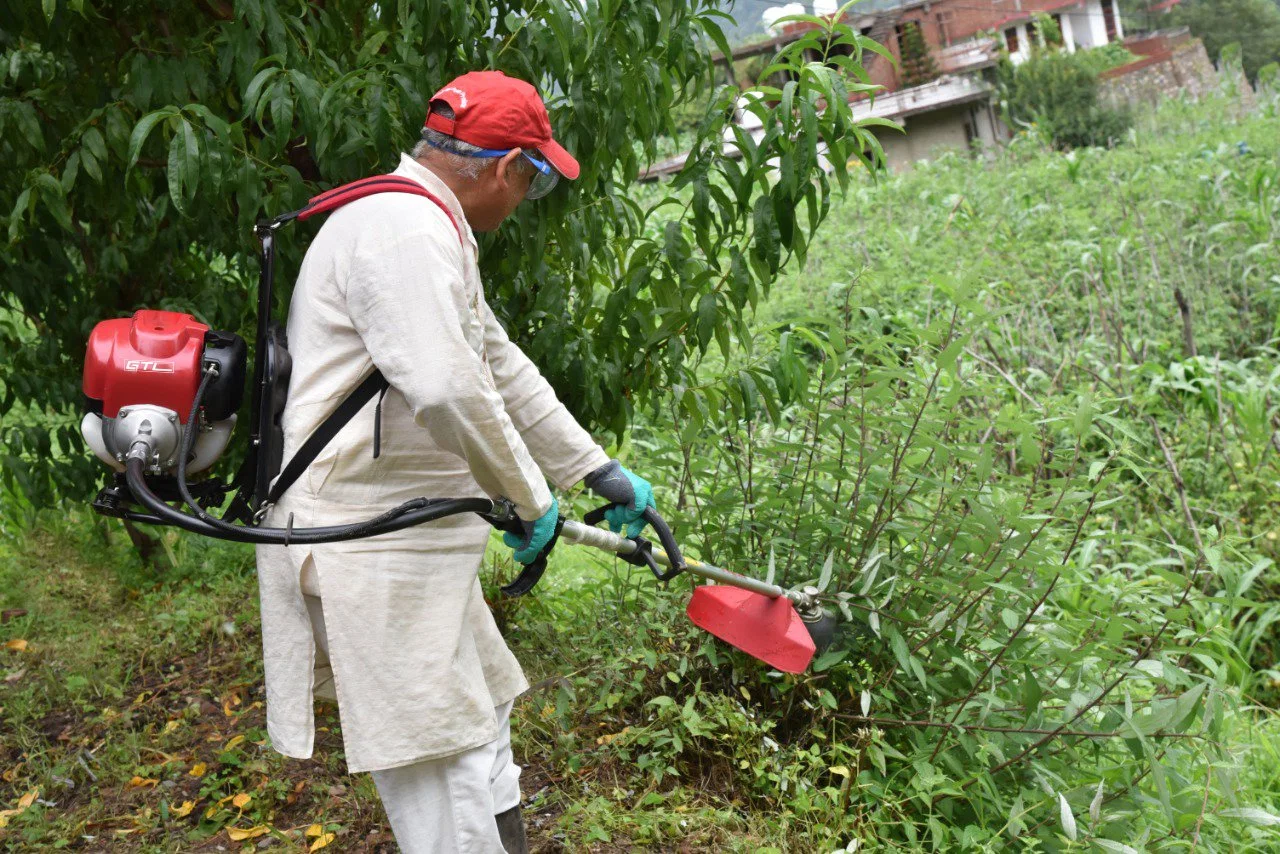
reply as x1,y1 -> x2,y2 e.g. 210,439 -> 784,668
1049,14 -> 1065,46
1101,0 -> 1117,41
1004,26 -> 1020,53
936,10 -> 954,46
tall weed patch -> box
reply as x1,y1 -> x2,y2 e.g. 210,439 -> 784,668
522,96 -> 1280,849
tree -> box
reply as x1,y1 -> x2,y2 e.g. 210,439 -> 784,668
0,1 -> 886,508
897,21 -> 939,88
997,49 -> 1131,149
1173,0 -> 1280,81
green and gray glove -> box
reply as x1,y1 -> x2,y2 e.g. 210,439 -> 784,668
583,460 -> 656,538
504,496 -> 559,565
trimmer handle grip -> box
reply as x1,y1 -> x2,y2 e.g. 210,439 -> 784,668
584,504 -> 685,581
482,509 -> 564,597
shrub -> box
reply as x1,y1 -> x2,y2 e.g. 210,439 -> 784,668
997,50 -> 1132,149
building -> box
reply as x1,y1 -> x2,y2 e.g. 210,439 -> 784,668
641,0 -> 1136,179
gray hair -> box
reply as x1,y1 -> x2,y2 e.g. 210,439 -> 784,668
412,103 -> 536,180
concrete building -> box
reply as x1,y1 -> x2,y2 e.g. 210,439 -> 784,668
639,0 -> 1151,180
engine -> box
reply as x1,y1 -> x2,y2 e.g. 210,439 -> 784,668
82,310 -> 246,475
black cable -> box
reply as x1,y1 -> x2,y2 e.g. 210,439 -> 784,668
120,371 -> 500,545
175,369 -> 223,525
127,457 -> 496,544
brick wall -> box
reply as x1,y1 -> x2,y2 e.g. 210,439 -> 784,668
1098,38 -> 1254,110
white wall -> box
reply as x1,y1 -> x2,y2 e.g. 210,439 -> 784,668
1064,0 -> 1122,49
1003,0 -> 1121,63
873,103 -> 1001,172
1059,13 -> 1077,53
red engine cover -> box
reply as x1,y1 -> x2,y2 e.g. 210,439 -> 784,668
83,310 -> 209,423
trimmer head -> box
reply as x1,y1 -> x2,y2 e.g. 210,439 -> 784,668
686,585 -> 816,673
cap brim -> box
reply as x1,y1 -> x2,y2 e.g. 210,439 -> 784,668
538,138 -> 580,181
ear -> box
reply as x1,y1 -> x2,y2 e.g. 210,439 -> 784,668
495,148 -> 523,189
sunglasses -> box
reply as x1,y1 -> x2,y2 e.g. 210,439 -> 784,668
426,138 -> 559,200
470,146 -> 559,200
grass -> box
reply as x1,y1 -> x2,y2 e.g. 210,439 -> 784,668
0,505 -> 789,851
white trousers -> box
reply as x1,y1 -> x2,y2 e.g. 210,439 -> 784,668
305,594 -> 522,854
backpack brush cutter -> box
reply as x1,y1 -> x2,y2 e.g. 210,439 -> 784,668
78,175 -> 835,673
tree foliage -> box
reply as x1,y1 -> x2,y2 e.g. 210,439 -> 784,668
1173,0 -> 1280,81
0,0 -> 886,506
997,48 -> 1131,150
897,21 -> 939,88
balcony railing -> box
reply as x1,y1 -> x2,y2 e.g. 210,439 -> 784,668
852,74 -> 994,121
936,37 -> 1001,74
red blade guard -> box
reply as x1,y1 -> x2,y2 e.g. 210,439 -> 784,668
686,586 -> 816,674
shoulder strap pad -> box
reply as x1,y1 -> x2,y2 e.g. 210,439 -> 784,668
255,174 -> 464,511
277,174 -> 464,245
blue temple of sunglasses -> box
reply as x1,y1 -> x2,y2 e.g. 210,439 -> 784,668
425,138 -> 551,175
469,146 -> 552,175
421,138 -> 558,199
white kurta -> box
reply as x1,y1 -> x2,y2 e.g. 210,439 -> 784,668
254,154 -> 609,773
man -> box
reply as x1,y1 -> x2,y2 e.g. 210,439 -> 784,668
254,70 -> 657,853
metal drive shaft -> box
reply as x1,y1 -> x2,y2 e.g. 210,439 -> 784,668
557,520 -> 815,608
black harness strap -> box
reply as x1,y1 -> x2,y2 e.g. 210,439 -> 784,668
264,370 -> 390,507
246,174 -> 464,514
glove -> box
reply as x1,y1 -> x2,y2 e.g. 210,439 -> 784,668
583,460 -> 656,538
503,496 -> 559,565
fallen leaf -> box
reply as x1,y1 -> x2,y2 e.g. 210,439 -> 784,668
306,823 -> 323,838
2,763 -> 22,782
4,640 -> 28,653
231,793 -> 251,809
310,831 -> 336,851
227,825 -> 269,841
189,762 -> 206,778
4,669 -> 25,684
224,735 -> 245,750
163,719 -> 180,734
127,776 -> 158,789
1,609 -> 27,624
170,800 -> 195,818
0,788 -> 39,828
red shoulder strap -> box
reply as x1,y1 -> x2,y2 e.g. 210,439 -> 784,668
282,174 -> 464,245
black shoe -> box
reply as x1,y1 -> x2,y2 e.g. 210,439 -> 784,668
495,805 -> 529,854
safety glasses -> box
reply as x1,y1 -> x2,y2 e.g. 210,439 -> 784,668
431,140 -> 559,200
470,146 -> 559,200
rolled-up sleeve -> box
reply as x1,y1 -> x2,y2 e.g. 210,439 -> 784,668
343,207 -> 553,521
480,301 -> 609,490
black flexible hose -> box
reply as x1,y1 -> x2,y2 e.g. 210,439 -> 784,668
174,369 -> 224,525
127,457 -> 495,544
123,371 -> 497,544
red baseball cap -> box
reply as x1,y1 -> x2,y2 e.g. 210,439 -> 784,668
425,71 -> 580,181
